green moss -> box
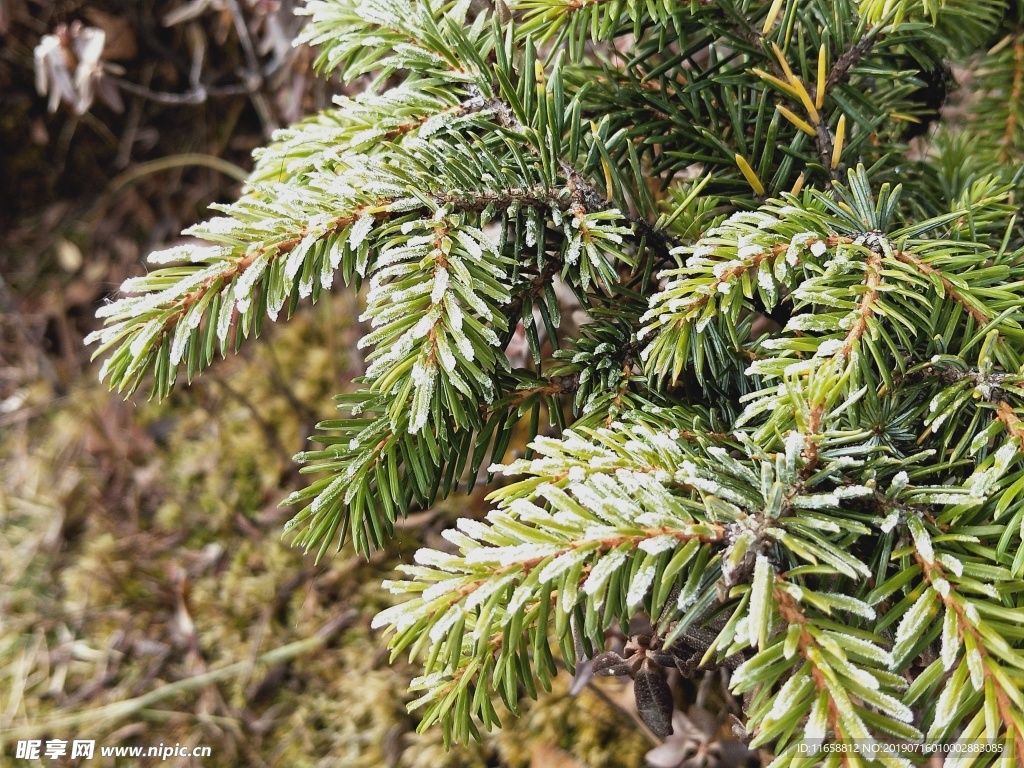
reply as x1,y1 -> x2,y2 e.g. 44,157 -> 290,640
1,295 -> 650,766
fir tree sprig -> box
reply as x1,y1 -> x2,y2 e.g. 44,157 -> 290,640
90,0 -> 1024,760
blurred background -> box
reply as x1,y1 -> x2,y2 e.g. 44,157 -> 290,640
0,2 -> 670,766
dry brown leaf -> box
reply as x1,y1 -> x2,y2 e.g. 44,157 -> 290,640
82,8 -> 137,61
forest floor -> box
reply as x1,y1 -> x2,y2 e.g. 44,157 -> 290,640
0,2 -> 656,766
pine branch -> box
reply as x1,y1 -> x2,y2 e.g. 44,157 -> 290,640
824,30 -> 880,92
476,87 -> 681,257
893,250 -> 990,324
755,581 -> 912,760
86,0 -> 1024,756
840,241 -> 883,356
916,550 -> 1024,756
372,459 -> 726,741
896,505 -> 1024,757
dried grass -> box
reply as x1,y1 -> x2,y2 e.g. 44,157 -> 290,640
0,293 -> 649,767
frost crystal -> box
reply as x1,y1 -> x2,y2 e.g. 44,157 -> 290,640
638,535 -> 678,555
805,693 -> 828,742
748,554 -> 772,646
465,543 -> 561,567
409,361 -> 438,434
463,574 -> 513,613
285,234 -> 316,281
565,234 -> 582,265
911,522 -> 934,564
428,604 -> 463,644
430,267 -> 449,304
525,217 -> 538,247
128,321 -> 161,360
414,547 -> 463,572
769,674 -> 811,723
537,548 -> 589,584
148,243 -> 225,265
937,554 -> 963,576
880,509 -> 900,533
349,213 -> 375,249
435,332 -> 457,371
626,564 -> 657,609
371,602 -> 423,632
966,646 -> 984,690
895,589 -> 936,646
168,321 -> 192,366
815,338 -> 846,358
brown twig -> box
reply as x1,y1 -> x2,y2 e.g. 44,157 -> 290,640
893,250 -> 989,325
814,120 -> 839,184
841,247 -> 882,356
806,29 -> 878,183
148,202 -> 390,354
502,257 -> 565,329
223,0 -> 277,136
824,31 -> 879,92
